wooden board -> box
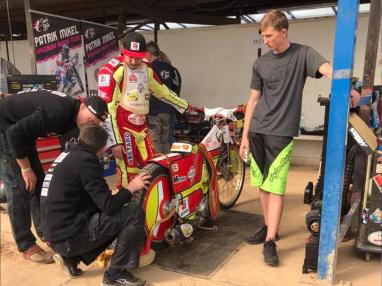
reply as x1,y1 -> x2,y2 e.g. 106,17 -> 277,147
348,113 -> 377,153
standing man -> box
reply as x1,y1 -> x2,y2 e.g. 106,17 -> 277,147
145,41 -> 177,154
0,57 -> 21,204
41,125 -> 149,286
157,50 -> 182,146
0,89 -> 108,263
98,32 -> 189,189
239,10 -> 333,267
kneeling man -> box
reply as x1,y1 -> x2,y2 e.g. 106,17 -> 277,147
41,124 -> 150,286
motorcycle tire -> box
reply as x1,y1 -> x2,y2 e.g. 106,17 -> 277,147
218,146 -> 245,209
131,163 -> 171,251
341,144 -> 357,216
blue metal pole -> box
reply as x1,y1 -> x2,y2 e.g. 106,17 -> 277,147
317,0 -> 359,282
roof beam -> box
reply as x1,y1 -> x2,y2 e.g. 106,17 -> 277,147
121,20 -> 153,38
150,0 -> 228,10
240,15 -> 251,23
161,23 -> 170,30
124,0 -> 240,25
286,11 -> 296,19
246,14 -> 257,23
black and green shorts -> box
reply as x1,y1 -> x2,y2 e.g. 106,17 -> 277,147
249,132 -> 293,195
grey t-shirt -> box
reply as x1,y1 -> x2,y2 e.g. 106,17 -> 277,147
250,43 -> 327,137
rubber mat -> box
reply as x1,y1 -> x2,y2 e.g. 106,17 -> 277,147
153,210 -> 262,278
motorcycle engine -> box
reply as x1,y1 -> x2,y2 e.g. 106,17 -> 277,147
197,196 -> 210,218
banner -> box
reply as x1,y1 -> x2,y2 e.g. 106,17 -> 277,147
81,21 -> 119,96
30,10 -> 87,98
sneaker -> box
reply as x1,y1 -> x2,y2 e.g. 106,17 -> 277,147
101,270 -> 147,286
53,253 -> 83,277
246,224 -> 280,245
22,244 -> 54,264
263,239 -> 279,266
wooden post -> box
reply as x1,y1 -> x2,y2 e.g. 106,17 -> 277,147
5,40 -> 10,62
154,22 -> 159,43
359,0 -> 382,123
24,0 -> 37,74
118,11 -> 125,38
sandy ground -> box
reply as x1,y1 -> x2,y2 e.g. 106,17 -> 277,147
1,165 -> 380,286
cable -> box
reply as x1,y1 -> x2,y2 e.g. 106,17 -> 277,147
5,0 -> 16,68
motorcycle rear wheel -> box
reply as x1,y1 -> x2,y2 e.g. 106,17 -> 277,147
217,146 -> 245,209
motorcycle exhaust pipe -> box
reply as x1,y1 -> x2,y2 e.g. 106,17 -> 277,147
165,228 -> 180,246
165,223 -> 194,246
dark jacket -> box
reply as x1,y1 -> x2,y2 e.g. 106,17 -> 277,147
149,58 -> 177,114
172,66 -> 182,95
40,142 -> 132,242
0,89 -> 80,158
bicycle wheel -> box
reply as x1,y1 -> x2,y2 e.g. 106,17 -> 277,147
217,145 -> 245,209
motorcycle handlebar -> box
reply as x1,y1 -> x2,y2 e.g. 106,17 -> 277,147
185,105 -> 245,123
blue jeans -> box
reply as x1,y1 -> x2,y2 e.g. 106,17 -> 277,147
0,132 -> 45,252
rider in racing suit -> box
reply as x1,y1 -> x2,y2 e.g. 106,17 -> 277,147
98,32 -> 189,188
56,44 -> 80,95
56,45 -> 71,88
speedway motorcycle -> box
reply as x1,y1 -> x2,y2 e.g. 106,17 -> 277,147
133,106 -> 246,254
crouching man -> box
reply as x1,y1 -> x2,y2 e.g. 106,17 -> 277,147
40,124 -> 150,286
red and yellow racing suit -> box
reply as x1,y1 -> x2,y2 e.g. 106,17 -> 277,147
98,55 -> 188,187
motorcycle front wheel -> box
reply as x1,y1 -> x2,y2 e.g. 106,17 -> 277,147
131,163 -> 172,251
217,145 -> 245,209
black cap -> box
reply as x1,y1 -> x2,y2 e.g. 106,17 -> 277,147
84,96 -> 108,121
122,32 -> 146,58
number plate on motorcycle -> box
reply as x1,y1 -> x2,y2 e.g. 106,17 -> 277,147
171,142 -> 193,153
179,198 -> 190,218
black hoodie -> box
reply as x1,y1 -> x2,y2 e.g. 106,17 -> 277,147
0,89 -> 80,158
40,142 -> 132,242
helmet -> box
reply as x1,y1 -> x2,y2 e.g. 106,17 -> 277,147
61,44 -> 70,55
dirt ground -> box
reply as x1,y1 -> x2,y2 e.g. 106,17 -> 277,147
1,165 -> 380,286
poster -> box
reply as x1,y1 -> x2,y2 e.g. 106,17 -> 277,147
81,21 -> 119,96
30,10 -> 87,98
